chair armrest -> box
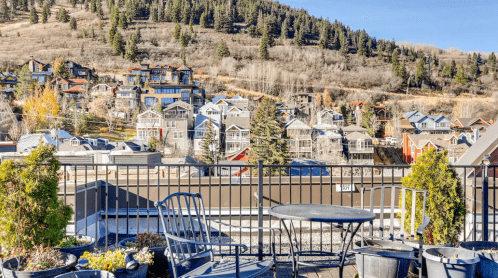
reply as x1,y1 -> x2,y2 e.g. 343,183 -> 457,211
207,218 -> 282,232
416,215 -> 430,236
164,231 -> 248,252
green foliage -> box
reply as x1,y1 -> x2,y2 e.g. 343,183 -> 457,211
454,64 -> 468,85
58,8 -> 69,22
179,30 -> 191,48
15,65 -> 32,99
400,148 -> 465,245
259,28 -> 269,60
414,58 -> 427,86
281,16 -> 290,39
216,39 -> 230,58
199,10 -> 208,28
81,28 -> 86,38
112,32 -> 124,55
201,117 -> 216,164
30,7 -> 38,24
82,249 -> 153,272
248,98 -> 290,174
59,236 -> 81,248
173,23 -> 181,40
118,12 -> 128,29
442,65 -> 452,78
91,27 -> 95,39
357,30 -> 367,56
214,5 -> 232,33
108,24 -> 117,43
148,138 -> 157,152
339,29 -> 348,55
361,103 -> 375,135
489,52 -> 497,73
470,59 -> 479,80
124,33 -> 137,61
101,34 -> 107,44
0,144 -> 73,253
248,25 -> 258,38
69,17 -> 77,30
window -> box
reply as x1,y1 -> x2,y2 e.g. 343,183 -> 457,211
145,97 -> 156,106
142,65 -> 147,69
181,90 -> 190,102
174,131 -> 183,139
162,98 -> 174,106
184,71 -> 190,75
420,122 -> 427,128
71,140 -> 79,146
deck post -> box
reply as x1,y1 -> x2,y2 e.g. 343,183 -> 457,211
258,159 -> 264,260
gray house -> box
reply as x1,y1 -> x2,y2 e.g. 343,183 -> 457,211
162,101 -> 193,152
403,111 -> 452,134
344,132 -> 374,165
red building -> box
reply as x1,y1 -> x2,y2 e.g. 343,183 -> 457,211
402,133 -> 470,164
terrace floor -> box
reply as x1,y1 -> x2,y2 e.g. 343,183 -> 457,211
264,263 -> 359,278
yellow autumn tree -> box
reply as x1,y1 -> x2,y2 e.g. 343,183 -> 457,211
24,86 -> 59,132
323,90 -> 332,109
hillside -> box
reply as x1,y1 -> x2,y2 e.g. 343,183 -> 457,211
1,0 -> 498,119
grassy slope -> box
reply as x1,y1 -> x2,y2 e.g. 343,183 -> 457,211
1,1 -> 497,120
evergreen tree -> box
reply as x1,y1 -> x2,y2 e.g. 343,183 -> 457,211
201,117 -> 216,164
483,66 -> 489,75
199,10 -> 208,27
108,23 -> 117,42
357,29 -> 367,56
119,11 -> 128,29
134,27 -> 141,43
414,58 -> 427,86
248,98 -> 290,173
110,5 -> 119,26
91,26 -> 95,39
179,30 -> 191,47
248,25 -> 258,37
69,17 -> 77,30
216,39 -> 230,58
125,33 -> 137,61
470,59 -> 479,80
367,38 -> 373,57
112,32 -> 124,55
391,49 -> 399,69
81,28 -> 86,38
214,5 -> 232,33
1,0 -> 9,21
42,5 -> 49,23
318,22 -> 329,49
101,34 -> 107,44
58,8 -> 69,22
259,27 -> 269,60
489,52 -> 497,73
339,29 -> 348,55
450,60 -> 457,77
181,3 -> 189,24
442,66 -> 452,78
150,6 -> 157,22
377,45 -> 383,60
169,0 -> 181,22
433,53 -> 439,67
90,0 -> 96,13
408,48 -> 416,62
173,23 -> 181,39
454,64 -> 467,85
30,7 -> 38,24
96,0 -> 103,19
281,16 -> 289,39
70,0 -> 75,8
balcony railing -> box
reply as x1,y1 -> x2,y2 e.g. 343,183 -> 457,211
348,146 -> 374,153
289,146 -> 312,152
57,163 -> 494,259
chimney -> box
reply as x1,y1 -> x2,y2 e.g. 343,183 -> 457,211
474,128 -> 479,143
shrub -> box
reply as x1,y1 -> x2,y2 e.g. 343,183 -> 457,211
0,144 -> 73,253
100,127 -> 108,133
400,148 -> 465,245
81,249 -> 153,272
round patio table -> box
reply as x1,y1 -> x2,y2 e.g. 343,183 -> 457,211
269,204 -> 375,278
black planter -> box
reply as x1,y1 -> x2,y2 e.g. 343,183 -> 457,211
57,236 -> 96,259
54,270 -> 115,278
118,236 -> 168,278
354,240 -> 414,278
423,247 -> 480,278
2,253 -> 77,278
460,241 -> 498,278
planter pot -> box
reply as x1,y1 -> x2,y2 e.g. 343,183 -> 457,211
118,236 -> 210,278
402,239 -> 453,277
423,247 -> 480,278
354,240 -> 413,278
55,270 -> 115,278
112,263 -> 148,278
166,243 -> 211,278
2,253 -> 77,278
460,241 -> 498,278
57,236 -> 96,259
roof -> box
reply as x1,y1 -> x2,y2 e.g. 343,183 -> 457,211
65,85 -> 83,93
225,118 -> 250,130
341,125 -> 367,132
212,94 -> 226,103
17,134 -> 56,152
68,78 -> 88,84
407,134 -> 469,155
50,129 -> 72,139
454,118 -> 489,128
403,111 -> 422,119
177,65 -> 191,71
313,123 -> 339,130
316,130 -> 342,139
457,123 -> 498,167
346,132 -> 372,140
284,119 -> 311,130
194,114 -> 220,129
115,141 -> 142,151
164,100 -> 192,110
138,109 -> 163,118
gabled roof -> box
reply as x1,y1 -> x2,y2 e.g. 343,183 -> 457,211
17,134 -> 56,152
194,114 -> 220,129
211,94 -> 226,103
346,132 -> 372,140
403,110 -> 423,119
318,109 -> 342,117
457,123 -> 498,167
177,65 -> 191,71
164,100 -> 192,110
284,119 -> 311,130
225,116 -> 250,130
138,109 -> 163,118
227,106 -> 242,113
225,124 -> 249,131
50,129 -> 72,139
114,141 -> 142,152
230,94 -> 244,100
214,99 -> 232,106
454,118 -> 489,128
313,123 -> 339,130
65,85 -> 83,93
341,125 -> 367,132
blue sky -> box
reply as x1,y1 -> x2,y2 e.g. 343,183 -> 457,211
278,0 -> 498,53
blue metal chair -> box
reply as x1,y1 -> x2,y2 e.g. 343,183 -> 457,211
154,192 -> 279,278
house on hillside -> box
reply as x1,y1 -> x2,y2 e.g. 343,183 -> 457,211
402,133 -> 470,165
90,83 -> 118,98
127,64 -> 193,85
142,84 -> 205,113
211,94 -> 225,104
341,125 -> 368,136
162,101 -> 193,152
344,132 -> 374,165
51,77 -> 90,104
0,142 -> 17,153
115,85 -> 142,114
402,111 -> 452,134
17,134 -> 58,152
199,102 -> 223,119
58,136 -> 112,152
227,94 -> 249,110
276,103 -> 299,124
285,119 -> 313,158
193,115 -> 221,156
384,118 -> 416,137
317,109 -> 344,127
0,72 -> 19,92
22,57 -> 53,85
65,60 -> 94,80
452,118 -> 490,131
136,110 -> 163,142
213,98 -> 233,117
224,108 -> 251,156
314,126 -> 343,160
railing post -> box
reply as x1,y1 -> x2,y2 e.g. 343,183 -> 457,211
482,164 -> 489,241
258,159 -> 264,261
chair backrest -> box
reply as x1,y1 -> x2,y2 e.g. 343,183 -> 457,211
360,186 -> 427,241
155,192 -> 213,277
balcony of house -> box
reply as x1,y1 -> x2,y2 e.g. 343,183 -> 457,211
163,112 -> 189,119
348,144 -> 374,153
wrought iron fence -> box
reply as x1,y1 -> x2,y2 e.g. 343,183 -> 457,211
59,162 -> 497,257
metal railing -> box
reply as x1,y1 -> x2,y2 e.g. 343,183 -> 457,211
59,162 -> 497,257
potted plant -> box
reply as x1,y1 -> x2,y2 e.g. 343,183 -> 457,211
57,236 -> 95,259
0,145 -> 75,278
80,249 -> 153,278
118,232 -> 210,277
460,241 -> 498,278
2,246 -> 76,278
